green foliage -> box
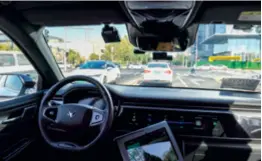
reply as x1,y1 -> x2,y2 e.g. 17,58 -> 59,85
89,53 -> 99,60
67,49 -> 82,66
101,36 -> 149,64
0,43 -> 20,51
80,56 -> 85,64
172,54 -> 190,66
0,43 -> 9,51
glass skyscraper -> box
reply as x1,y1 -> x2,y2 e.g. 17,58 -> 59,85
191,24 -> 261,60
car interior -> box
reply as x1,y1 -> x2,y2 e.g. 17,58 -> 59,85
0,1 -> 261,161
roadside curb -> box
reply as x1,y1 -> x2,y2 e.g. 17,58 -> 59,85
214,77 -> 224,83
188,74 -> 214,80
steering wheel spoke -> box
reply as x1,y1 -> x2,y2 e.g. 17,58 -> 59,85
42,106 -> 59,124
89,107 -> 107,127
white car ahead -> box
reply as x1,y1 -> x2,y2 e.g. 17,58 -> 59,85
143,62 -> 173,86
68,60 -> 120,83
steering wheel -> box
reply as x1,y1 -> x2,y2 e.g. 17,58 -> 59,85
38,75 -> 114,151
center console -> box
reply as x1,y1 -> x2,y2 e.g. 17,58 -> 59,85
115,106 -> 261,139
114,105 -> 261,161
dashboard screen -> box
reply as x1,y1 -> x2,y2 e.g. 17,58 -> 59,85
125,128 -> 178,161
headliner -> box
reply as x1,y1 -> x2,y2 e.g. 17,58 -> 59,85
0,1 -> 260,26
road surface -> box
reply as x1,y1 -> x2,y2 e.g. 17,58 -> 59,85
13,68 -> 261,91
116,68 -> 261,91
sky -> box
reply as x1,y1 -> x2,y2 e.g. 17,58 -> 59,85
46,24 -> 128,42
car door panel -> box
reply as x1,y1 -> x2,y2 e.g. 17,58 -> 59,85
0,92 -> 43,161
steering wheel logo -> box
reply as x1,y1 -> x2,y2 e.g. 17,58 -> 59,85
67,111 -> 75,118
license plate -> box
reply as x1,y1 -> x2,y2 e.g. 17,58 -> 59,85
154,71 -> 160,74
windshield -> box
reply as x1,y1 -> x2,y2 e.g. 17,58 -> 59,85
45,24 -> 261,92
80,61 -> 106,69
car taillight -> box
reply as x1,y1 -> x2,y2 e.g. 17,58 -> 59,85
144,69 -> 151,73
165,70 -> 172,74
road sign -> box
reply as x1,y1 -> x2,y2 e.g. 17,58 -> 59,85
253,58 -> 261,62
208,56 -> 241,62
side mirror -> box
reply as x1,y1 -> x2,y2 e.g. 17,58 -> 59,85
0,73 -> 36,98
22,74 -> 36,88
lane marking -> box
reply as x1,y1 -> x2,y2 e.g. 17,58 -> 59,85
177,76 -> 188,87
123,76 -> 143,85
190,79 -> 200,86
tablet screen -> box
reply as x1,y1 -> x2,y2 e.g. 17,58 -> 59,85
125,128 -> 178,161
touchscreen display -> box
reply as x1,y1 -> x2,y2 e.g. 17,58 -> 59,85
125,128 -> 178,161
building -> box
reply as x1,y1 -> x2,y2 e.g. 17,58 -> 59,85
191,24 -> 261,61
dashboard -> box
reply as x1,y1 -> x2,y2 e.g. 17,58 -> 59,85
50,83 -> 261,161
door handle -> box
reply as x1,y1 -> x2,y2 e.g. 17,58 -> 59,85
0,105 -> 36,125
1,116 -> 21,124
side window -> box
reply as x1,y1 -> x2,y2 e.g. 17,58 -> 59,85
0,54 -> 15,67
0,30 -> 39,101
17,54 -> 31,65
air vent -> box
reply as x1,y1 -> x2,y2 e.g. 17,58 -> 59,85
121,99 -> 230,110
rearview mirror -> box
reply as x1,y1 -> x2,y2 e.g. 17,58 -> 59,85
134,48 -> 146,54
166,55 -> 173,61
136,36 -> 188,52
101,24 -> 120,43
0,73 -> 36,98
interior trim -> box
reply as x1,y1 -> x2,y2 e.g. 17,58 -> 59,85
121,105 -> 261,117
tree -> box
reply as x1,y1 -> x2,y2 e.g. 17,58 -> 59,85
101,35 -> 150,64
67,49 -> 82,66
89,53 -> 99,60
80,56 -> 86,64
0,43 -> 9,51
0,42 -> 21,51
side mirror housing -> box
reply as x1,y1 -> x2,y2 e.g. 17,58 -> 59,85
0,73 -> 36,98
21,74 -> 36,88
